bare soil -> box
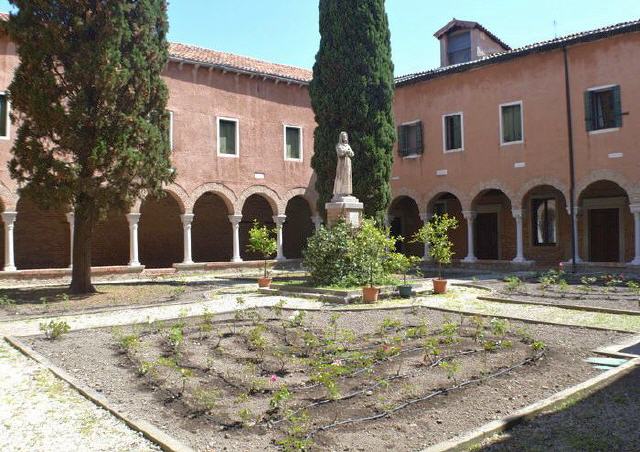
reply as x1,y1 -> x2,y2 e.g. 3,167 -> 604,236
27,308 -> 628,452
0,282 -> 213,320
495,282 -> 640,313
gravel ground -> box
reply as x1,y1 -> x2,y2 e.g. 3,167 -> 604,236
481,364 -> 640,451
0,340 -> 159,452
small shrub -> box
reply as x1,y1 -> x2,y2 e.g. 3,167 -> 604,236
191,387 -> 221,414
411,213 -> 459,279
423,338 -> 441,364
276,411 -> 313,452
247,220 -> 277,278
269,385 -> 292,411
0,294 -> 14,306
440,321 -> 459,344
503,275 -> 522,292
531,340 -> 546,352
490,318 -> 509,338
39,320 -> 70,340
438,359 -> 462,384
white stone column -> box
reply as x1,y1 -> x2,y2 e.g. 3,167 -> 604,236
228,215 -> 243,263
462,210 -> 478,262
567,206 -> 583,263
273,215 -> 287,262
420,212 -> 432,261
2,211 -> 17,272
311,215 -> 323,231
126,213 -> 141,267
66,212 -> 74,268
512,209 -> 526,263
630,205 -> 640,265
180,213 -> 194,265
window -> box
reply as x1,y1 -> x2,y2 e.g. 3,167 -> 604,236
284,125 -> 302,161
532,198 -> 557,246
585,85 -> 622,132
397,121 -> 423,157
217,117 -> 238,157
0,93 -> 9,139
500,102 -> 523,144
443,113 -> 463,152
447,31 -> 471,65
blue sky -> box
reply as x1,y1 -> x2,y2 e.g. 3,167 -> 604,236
1,1 -> 639,75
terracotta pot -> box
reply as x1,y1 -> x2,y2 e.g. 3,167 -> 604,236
258,277 -> 272,288
362,286 -> 380,303
433,278 -> 448,294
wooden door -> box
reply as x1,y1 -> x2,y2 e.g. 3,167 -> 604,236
589,208 -> 619,262
475,213 -> 499,260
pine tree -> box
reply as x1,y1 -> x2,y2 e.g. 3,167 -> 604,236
6,1 -> 174,293
310,0 -> 395,222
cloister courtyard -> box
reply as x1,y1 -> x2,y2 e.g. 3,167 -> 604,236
1,266 -> 640,451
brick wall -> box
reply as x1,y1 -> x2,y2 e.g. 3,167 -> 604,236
92,210 -> 129,266
283,196 -> 313,259
139,195 -> 183,268
15,197 -> 69,269
192,193 -> 233,262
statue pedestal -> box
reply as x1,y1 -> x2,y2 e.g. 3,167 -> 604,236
325,195 -> 364,228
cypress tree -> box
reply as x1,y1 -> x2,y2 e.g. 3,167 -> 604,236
6,1 -> 174,293
310,0 -> 395,222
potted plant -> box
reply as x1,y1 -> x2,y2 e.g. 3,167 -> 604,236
350,220 -> 398,303
246,220 -> 277,288
412,213 -> 458,294
391,252 -> 422,298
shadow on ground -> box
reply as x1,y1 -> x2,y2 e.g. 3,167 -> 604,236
482,364 -> 640,451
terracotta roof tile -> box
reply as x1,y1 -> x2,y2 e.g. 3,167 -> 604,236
169,42 -> 312,84
397,18 -> 640,86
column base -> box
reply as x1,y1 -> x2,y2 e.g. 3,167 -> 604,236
174,262 -> 206,271
563,257 -> 584,265
128,261 -> 141,267
511,257 -> 533,264
3,265 -> 16,272
630,258 -> 640,266
231,257 -> 243,263
462,256 -> 478,263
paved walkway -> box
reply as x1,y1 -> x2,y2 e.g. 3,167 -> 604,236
0,340 -> 159,452
2,280 -> 639,451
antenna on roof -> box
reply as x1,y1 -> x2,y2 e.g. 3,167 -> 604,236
553,20 -> 558,38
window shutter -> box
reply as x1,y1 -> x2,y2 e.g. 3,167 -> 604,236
584,91 -> 593,132
415,122 -> 423,154
612,85 -> 622,128
397,125 -> 407,156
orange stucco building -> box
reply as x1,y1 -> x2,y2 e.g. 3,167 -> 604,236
0,14 -> 638,273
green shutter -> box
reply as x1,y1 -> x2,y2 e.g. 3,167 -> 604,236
584,91 -> 593,132
612,85 -> 622,128
0,96 -> 6,138
415,121 -> 423,154
398,125 -> 407,156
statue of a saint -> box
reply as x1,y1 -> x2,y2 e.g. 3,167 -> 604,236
333,131 -> 354,198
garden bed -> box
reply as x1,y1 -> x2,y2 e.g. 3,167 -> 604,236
25,307 -> 628,451
495,275 -> 640,313
0,282 -> 214,320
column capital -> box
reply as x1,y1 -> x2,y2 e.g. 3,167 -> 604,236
419,212 -> 432,222
180,213 -> 195,225
126,212 -> 141,225
512,209 -> 524,220
629,204 -> 640,214
311,214 -> 322,223
273,214 -> 287,226
566,206 -> 581,216
462,210 -> 477,220
65,211 -> 74,224
1,211 -> 17,224
228,214 -> 242,226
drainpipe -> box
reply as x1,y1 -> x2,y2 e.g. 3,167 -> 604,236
563,47 -> 577,273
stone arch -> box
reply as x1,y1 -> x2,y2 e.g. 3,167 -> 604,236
139,191 -> 183,268
282,187 -> 317,216
576,170 -> 636,204
390,188 -> 425,214
0,184 -> 18,211
516,177 -> 570,210
283,195 -> 314,259
164,183 -> 190,214
240,193 -> 276,261
236,185 -> 282,216
424,186 -> 466,214
192,191 -> 234,263
468,180 -> 517,211
190,182 -> 237,215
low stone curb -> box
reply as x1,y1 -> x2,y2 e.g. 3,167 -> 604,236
4,335 -> 195,452
423,356 -> 640,452
479,295 -> 640,316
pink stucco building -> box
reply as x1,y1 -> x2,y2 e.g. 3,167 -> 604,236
0,14 -> 638,274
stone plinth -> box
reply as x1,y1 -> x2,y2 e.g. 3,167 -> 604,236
325,195 -> 364,227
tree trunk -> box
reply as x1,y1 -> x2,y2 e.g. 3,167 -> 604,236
69,198 -> 97,294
